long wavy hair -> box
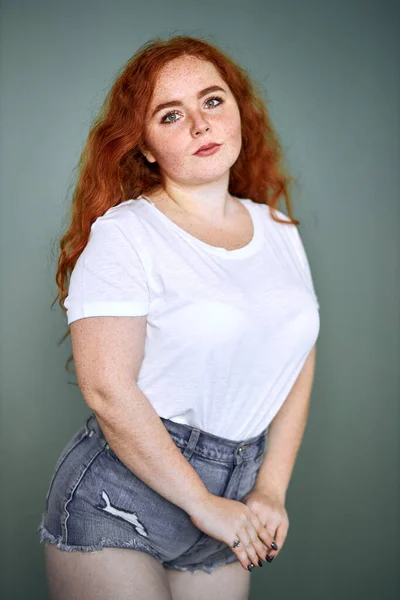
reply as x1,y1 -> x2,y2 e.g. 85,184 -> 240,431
53,34 -> 300,376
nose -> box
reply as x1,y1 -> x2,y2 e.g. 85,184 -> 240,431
191,113 -> 211,136
194,123 -> 210,136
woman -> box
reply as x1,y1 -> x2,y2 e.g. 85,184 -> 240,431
38,35 -> 320,600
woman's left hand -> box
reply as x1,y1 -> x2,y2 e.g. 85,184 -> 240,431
240,488 -> 289,561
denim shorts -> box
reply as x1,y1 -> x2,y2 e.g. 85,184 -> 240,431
38,413 -> 269,574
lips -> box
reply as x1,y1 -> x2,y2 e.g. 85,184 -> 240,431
194,143 -> 221,154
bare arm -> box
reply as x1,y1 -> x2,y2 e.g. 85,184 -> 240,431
71,312 -> 279,571
70,314 -> 210,517
253,343 -> 317,502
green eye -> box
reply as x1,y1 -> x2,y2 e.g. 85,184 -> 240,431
160,96 -> 224,125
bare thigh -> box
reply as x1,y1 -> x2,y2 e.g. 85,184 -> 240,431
165,560 -> 251,600
44,543 -> 173,600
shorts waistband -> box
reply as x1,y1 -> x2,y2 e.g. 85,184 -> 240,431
85,413 -> 268,465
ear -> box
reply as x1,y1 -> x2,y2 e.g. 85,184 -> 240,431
143,151 -> 157,164
139,144 -> 157,164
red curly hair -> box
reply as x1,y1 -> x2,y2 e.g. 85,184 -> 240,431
53,34 -> 300,373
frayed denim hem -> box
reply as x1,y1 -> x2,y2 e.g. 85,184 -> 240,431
37,514 -> 239,574
164,552 -> 239,574
37,516 -> 162,560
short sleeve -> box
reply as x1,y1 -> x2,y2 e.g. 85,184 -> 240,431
291,226 -> 320,310
64,218 -> 150,325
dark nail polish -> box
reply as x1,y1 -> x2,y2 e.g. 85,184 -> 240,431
258,560 -> 263,567
271,541 -> 278,550
266,555 -> 274,563
247,563 -> 254,572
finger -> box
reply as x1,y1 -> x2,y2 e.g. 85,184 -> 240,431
249,512 -> 277,552
248,529 -> 271,564
238,522 -> 269,568
268,520 -> 289,558
231,538 -> 257,572
229,515 -> 261,571
245,523 -> 270,565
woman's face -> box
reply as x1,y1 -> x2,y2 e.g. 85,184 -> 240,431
142,55 -> 242,186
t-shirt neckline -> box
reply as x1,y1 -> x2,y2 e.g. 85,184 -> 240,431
137,195 -> 263,259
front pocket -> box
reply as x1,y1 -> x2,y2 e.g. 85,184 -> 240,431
45,426 -> 90,510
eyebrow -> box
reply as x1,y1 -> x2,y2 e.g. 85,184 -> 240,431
150,85 -> 227,119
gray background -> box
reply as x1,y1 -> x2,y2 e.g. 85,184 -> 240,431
0,0 -> 399,598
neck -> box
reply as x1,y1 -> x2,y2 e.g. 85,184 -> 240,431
159,181 -> 234,222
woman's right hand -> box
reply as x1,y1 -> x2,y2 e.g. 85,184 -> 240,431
189,493 -> 275,571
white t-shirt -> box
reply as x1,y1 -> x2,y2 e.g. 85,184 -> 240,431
65,196 -> 320,441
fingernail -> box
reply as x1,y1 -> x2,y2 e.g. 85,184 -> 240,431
266,555 -> 274,563
258,560 -> 263,567
247,563 -> 254,571
271,541 -> 278,550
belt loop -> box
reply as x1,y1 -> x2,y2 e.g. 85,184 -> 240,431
182,428 -> 200,461
85,414 -> 94,435
85,413 -> 101,439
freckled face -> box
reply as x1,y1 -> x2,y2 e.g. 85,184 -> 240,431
142,55 -> 242,185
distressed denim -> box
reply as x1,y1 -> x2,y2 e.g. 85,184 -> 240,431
38,413 -> 268,574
